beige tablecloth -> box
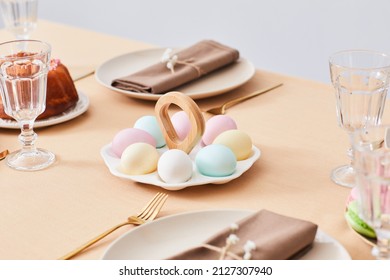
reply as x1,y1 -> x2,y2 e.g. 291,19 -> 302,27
0,20 -> 376,260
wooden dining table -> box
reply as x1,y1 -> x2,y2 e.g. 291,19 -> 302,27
0,20 -> 377,260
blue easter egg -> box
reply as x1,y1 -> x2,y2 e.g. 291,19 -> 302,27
134,115 -> 166,148
195,144 -> 237,177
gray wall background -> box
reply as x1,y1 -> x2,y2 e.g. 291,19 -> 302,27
1,0 -> 390,83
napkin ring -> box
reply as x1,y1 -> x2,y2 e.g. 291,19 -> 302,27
201,223 -> 257,260
161,48 -> 204,77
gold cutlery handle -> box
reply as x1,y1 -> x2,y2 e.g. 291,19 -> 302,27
73,70 -> 95,82
0,150 -> 9,161
59,220 -> 130,260
224,83 -> 283,109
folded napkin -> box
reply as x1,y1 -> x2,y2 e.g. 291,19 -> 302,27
167,210 -> 318,260
111,40 -> 240,94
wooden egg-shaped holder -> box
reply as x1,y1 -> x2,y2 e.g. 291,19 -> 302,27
155,91 -> 205,154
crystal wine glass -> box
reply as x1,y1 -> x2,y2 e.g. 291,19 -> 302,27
0,40 -> 55,171
329,50 -> 390,188
0,0 -> 38,40
352,125 -> 390,259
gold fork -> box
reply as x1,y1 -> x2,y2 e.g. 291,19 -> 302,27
59,192 -> 168,260
205,83 -> 283,115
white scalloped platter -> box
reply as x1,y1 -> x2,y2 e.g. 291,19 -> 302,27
100,143 -> 261,191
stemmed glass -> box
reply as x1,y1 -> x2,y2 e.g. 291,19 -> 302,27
352,125 -> 390,259
0,40 -> 55,171
329,50 -> 390,188
0,0 -> 38,39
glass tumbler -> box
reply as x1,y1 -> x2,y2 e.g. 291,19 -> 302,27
0,0 -> 38,39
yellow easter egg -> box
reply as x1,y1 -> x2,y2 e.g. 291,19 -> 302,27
213,130 -> 253,160
120,143 -> 159,175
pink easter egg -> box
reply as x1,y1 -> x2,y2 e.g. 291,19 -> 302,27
111,128 -> 156,157
202,115 -> 237,146
171,111 -> 191,141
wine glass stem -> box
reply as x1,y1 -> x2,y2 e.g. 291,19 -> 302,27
19,121 -> 37,153
347,147 -> 353,164
347,133 -> 354,165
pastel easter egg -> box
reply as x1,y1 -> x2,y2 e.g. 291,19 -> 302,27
213,130 -> 253,160
171,111 -> 191,141
158,149 -> 193,183
120,143 -> 159,175
202,115 -> 237,146
112,128 -> 156,157
134,115 -> 166,148
195,144 -> 237,177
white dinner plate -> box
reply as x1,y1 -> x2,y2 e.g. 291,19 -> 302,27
100,143 -> 261,191
0,91 -> 89,129
95,48 -> 256,101
102,209 -> 351,260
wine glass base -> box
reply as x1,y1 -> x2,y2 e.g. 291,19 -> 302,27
331,164 -> 355,188
6,148 -> 55,171
371,246 -> 390,260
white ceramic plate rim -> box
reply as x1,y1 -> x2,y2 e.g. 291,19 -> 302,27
102,209 -> 351,260
95,48 -> 256,101
0,91 -> 89,129
100,143 -> 261,191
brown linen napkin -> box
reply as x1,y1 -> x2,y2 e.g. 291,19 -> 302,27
111,40 -> 240,94
167,210 -> 318,260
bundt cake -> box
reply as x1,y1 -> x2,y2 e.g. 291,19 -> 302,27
0,58 -> 79,120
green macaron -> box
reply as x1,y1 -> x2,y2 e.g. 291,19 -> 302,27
345,200 -> 376,239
